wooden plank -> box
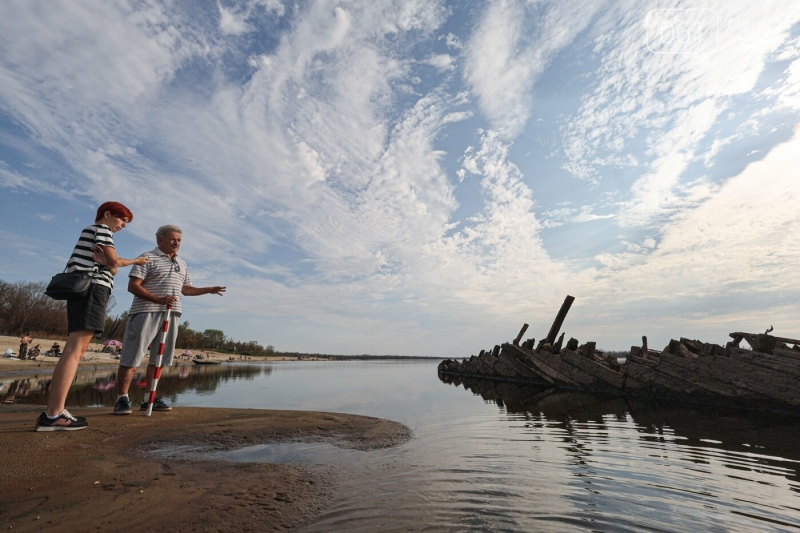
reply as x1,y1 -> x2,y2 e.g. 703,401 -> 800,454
622,357 -> 688,399
730,332 -> 800,345
481,353 -> 513,378
474,354 -> 500,376
528,348 -> 608,390
545,295 -> 575,344
643,353 -> 766,400
506,344 -> 580,386
728,349 -> 800,378
651,352 -> 800,405
558,349 -> 625,390
496,350 -> 555,384
513,323 -> 529,346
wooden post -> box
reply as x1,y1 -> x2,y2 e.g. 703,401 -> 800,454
551,332 -> 565,354
513,324 -> 529,346
545,295 -> 575,345
641,336 -> 648,360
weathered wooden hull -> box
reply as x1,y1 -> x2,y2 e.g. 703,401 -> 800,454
439,296 -> 800,411
439,341 -> 800,410
623,348 -> 800,408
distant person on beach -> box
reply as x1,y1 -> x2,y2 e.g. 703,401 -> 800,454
19,333 -> 32,360
113,225 -> 226,415
29,344 -> 41,359
35,202 -> 148,432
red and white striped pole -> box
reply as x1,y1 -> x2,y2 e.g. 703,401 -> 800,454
146,304 -> 172,417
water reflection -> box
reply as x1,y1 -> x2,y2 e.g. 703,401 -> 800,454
439,373 -> 800,532
0,363 -> 270,407
439,373 -> 800,463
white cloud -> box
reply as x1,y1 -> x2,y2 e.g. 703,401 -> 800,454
465,0 -> 605,138
218,0 -> 286,35
443,33 -> 462,50
421,54 -> 455,72
0,163 -> 73,198
573,126 -> 800,347
763,58 -> 800,111
219,6 -> 251,35
563,0 -> 800,228
571,205 -> 615,223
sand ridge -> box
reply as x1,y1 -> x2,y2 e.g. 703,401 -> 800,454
0,405 -> 412,531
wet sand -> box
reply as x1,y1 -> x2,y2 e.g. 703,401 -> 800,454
0,405 -> 412,531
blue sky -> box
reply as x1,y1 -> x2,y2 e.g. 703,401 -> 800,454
2,0 -> 800,356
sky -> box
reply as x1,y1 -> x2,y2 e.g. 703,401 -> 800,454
1,0 -> 800,357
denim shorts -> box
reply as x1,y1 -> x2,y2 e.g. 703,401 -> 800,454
67,283 -> 110,334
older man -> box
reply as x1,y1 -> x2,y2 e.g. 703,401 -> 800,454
113,225 -> 225,415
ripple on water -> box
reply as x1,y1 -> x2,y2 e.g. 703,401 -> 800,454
12,360 -> 799,531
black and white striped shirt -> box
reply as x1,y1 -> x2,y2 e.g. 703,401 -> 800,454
65,224 -> 115,290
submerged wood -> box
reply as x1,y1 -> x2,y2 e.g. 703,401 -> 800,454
438,298 -> 800,411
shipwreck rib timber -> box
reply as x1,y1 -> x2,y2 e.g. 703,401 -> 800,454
438,296 -> 800,410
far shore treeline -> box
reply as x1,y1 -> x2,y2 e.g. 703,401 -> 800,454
0,279 -> 277,356
1,279 -> 432,359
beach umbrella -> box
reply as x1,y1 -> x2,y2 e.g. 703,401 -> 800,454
103,339 -> 122,347
182,349 -> 192,356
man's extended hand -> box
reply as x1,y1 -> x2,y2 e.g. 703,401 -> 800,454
208,286 -> 226,296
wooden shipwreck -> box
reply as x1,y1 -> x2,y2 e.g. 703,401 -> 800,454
438,296 -> 800,410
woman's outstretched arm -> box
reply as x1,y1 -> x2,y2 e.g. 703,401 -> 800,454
93,246 -> 148,269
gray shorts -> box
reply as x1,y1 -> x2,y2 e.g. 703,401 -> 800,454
120,312 -> 180,368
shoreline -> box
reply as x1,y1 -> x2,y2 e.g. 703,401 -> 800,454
0,405 -> 412,531
0,335 -> 438,375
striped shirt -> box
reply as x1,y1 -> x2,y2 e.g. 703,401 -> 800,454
128,248 -> 191,315
65,224 -> 115,290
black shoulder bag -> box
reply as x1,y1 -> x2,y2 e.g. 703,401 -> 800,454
45,270 -> 93,301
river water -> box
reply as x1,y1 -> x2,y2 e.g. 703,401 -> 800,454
3,360 -> 800,531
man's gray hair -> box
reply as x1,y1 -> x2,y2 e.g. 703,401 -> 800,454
156,225 -> 183,239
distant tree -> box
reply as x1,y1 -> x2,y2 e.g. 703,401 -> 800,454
102,310 -> 128,341
0,280 -> 67,337
176,320 -> 192,348
202,329 -> 226,349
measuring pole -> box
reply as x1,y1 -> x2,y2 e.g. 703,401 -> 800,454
146,304 -> 172,417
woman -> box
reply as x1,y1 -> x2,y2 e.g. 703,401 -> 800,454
35,201 -> 148,431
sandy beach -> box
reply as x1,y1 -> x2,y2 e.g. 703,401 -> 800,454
0,404 -> 412,531
0,335 -> 324,373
